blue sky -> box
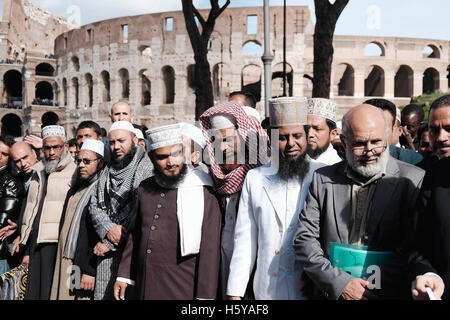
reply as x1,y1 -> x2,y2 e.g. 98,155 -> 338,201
0,0 -> 449,41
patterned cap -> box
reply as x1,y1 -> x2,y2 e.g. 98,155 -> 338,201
42,125 -> 66,141
146,123 -> 182,151
268,97 -> 308,127
307,98 -> 338,123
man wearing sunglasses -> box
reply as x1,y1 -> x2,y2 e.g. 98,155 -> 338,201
294,104 -> 426,300
18,125 -> 77,300
51,139 -> 105,300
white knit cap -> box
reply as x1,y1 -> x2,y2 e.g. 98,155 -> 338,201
42,125 -> 66,142
108,120 -> 135,134
146,123 -> 182,151
242,106 -> 261,122
133,128 -> 145,140
80,139 -> 104,157
210,113 -> 236,130
180,122 -> 206,149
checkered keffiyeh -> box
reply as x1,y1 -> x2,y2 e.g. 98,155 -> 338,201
200,101 -> 271,195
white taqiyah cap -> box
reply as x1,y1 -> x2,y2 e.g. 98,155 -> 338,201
42,125 -> 66,142
242,106 -> 261,122
307,98 -> 338,123
210,113 -> 236,130
133,128 -> 145,140
80,139 -> 104,157
180,122 -> 206,149
269,97 -> 308,127
108,121 -> 135,134
146,123 -> 182,151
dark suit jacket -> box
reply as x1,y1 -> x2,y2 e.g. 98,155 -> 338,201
293,156 -> 425,300
407,157 -> 450,300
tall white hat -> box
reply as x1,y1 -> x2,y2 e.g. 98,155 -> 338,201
146,123 -> 182,151
108,120 -> 135,134
180,122 -> 206,149
42,125 -> 66,141
268,97 -> 308,127
80,139 -> 104,157
307,98 -> 338,123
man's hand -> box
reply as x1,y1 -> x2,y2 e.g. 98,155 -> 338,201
401,127 -> 416,150
24,135 -> 43,150
93,242 -> 110,256
80,274 -> 95,291
106,225 -> 126,246
11,236 -> 21,256
114,281 -> 128,300
228,296 -> 241,300
21,255 -> 29,267
0,220 -> 18,241
411,275 -> 444,300
341,278 -> 379,300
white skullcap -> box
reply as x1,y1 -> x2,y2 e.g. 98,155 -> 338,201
307,98 -> 338,123
210,113 -> 236,130
133,128 -> 145,140
80,139 -> 104,157
269,97 -> 308,127
242,106 -> 261,122
146,123 -> 182,151
108,121 -> 135,134
180,122 -> 206,149
42,125 -> 66,142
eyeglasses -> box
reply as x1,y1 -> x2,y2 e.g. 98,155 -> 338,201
351,143 -> 387,156
75,158 -> 99,165
43,145 -> 64,151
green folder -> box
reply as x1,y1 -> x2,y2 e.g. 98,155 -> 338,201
329,242 -> 393,279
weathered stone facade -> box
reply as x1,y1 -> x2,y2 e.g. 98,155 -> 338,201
1,1 -> 449,139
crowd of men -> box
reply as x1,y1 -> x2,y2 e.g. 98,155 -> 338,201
0,91 -> 449,301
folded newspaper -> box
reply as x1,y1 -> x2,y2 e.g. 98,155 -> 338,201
329,242 -> 393,279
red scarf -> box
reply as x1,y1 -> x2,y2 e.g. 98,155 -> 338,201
200,101 -> 271,195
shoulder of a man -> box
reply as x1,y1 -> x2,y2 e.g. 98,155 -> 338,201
312,160 -> 347,185
390,156 -> 425,184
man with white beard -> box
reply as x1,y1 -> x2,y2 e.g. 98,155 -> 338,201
293,104 -> 425,300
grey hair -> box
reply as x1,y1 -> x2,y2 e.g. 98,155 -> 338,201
341,107 -> 390,144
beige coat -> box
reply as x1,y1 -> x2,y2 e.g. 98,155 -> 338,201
20,151 -> 77,245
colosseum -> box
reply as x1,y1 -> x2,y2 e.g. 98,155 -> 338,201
0,0 -> 449,138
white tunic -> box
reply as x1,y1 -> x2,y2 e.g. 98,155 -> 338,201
226,162 -> 321,300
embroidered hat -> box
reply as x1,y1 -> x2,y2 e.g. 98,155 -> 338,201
146,123 -> 182,151
307,98 -> 338,123
42,125 -> 66,142
268,97 -> 308,127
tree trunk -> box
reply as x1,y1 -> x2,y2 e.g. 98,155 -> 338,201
312,0 -> 349,98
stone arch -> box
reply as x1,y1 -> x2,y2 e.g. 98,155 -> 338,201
139,69 -> 151,106
71,56 -> 80,72
336,63 -> 354,96
423,67 -> 439,94
365,65 -> 385,97
162,65 -> 175,104
364,41 -> 385,57
1,113 -> 22,137
35,63 -> 55,76
242,40 -> 263,55
85,73 -> 93,107
2,70 -> 22,104
100,70 -> 111,102
62,78 -> 68,106
41,111 -> 59,128
118,68 -> 130,100
71,77 -> 79,107
272,62 -> 293,98
394,65 -> 413,97
212,62 -> 232,100
241,64 -> 261,102
422,44 -> 440,59
35,81 -> 53,100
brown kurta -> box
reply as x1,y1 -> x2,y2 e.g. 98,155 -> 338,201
117,177 -> 222,300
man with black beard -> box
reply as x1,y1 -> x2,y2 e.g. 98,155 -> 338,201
113,123 -> 222,300
89,120 -> 153,300
227,97 -> 322,300
51,139 -> 105,300
294,104 -> 425,300
306,98 -> 342,167
19,125 -> 77,300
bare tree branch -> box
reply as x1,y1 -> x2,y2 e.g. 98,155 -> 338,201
216,0 -> 231,18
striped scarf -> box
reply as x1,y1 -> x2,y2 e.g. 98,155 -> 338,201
200,101 -> 271,195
